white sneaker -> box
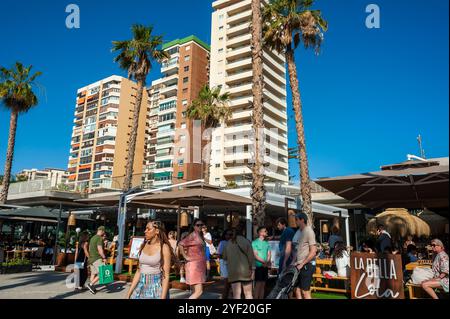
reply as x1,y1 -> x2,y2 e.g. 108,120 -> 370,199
180,277 -> 186,283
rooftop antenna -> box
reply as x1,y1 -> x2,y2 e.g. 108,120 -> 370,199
417,134 -> 426,159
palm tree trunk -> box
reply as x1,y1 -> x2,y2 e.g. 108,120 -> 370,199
204,139 -> 211,184
0,111 -> 18,204
251,0 -> 266,232
285,49 -> 313,225
123,79 -> 145,191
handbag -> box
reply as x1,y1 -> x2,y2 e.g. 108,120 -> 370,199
411,267 -> 434,284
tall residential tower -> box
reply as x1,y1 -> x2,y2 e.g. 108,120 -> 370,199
209,0 -> 290,187
142,36 -> 210,188
68,75 -> 148,191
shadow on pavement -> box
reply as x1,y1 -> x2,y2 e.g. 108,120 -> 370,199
0,272 -> 68,291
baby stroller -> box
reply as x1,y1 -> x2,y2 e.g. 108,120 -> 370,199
266,265 -> 300,299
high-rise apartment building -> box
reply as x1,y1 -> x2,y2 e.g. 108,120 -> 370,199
209,0 -> 289,187
67,75 -> 148,191
142,36 -> 210,189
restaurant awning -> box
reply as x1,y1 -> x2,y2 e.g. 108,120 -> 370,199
132,188 -> 252,207
0,206 -> 93,222
316,158 -> 449,211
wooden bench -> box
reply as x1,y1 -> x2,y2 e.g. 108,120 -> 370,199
406,282 -> 446,299
312,274 -> 350,294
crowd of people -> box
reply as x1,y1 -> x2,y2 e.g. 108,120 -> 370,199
70,215 -> 448,300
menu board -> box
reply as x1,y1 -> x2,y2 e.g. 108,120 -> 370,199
129,237 -> 145,260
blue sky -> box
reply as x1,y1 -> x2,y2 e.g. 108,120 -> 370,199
0,0 -> 448,181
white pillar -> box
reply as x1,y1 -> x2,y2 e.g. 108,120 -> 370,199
246,205 -> 252,241
345,217 -> 351,247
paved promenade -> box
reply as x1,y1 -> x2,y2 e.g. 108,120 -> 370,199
0,272 -> 222,299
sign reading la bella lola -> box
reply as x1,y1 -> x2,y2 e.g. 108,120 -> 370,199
350,252 -> 404,299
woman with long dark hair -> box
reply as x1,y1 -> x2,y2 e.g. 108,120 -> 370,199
178,218 -> 206,299
126,221 -> 174,299
74,232 -> 90,291
333,241 -> 350,278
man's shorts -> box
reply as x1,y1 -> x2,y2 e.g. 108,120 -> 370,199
295,263 -> 315,291
89,259 -> 104,276
255,267 -> 269,282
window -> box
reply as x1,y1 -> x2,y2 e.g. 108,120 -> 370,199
159,100 -> 176,111
215,164 -> 221,168
159,113 -> 175,122
183,77 -> 189,84
179,147 -> 186,155
184,55 -> 190,62
219,37 -> 224,41
184,66 -> 190,72
80,148 -> 92,158
181,123 -> 187,129
182,111 -> 187,118
218,48 -> 224,53
215,178 -> 220,182
219,14 -> 224,20
178,159 -> 184,166
182,100 -> 188,106
215,136 -> 221,141
180,135 -> 186,141
183,88 -> 188,93
219,26 -> 224,31
185,45 -> 190,51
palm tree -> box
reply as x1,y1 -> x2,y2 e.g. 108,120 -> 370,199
112,24 -> 169,191
263,0 -> 327,224
186,85 -> 231,184
251,0 -> 267,231
0,62 -> 42,204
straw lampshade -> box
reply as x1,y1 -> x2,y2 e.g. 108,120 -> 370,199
322,223 -> 329,234
180,211 -> 189,228
288,210 -> 297,228
227,212 -> 240,228
367,208 -> 431,238
68,213 -> 76,227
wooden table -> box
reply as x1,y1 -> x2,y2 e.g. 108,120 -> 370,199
316,258 -> 334,266
405,261 -> 432,271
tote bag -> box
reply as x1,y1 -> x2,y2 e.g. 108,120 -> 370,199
99,264 -> 114,285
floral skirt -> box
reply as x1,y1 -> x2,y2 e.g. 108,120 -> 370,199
131,273 -> 163,299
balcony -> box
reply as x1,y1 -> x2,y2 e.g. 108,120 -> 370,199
226,69 -> 252,84
226,57 -> 252,72
227,21 -> 250,38
227,82 -> 252,95
227,9 -> 251,25
226,46 -> 251,60
227,33 -> 251,48
160,84 -> 178,98
156,130 -> 175,139
161,58 -> 179,73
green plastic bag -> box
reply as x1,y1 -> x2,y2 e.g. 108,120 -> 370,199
99,264 -> 114,285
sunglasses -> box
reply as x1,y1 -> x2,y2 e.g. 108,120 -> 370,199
195,223 -> 204,227
431,244 -> 437,247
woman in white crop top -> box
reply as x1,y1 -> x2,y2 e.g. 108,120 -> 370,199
127,221 -> 174,299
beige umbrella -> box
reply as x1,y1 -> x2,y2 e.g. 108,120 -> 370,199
367,208 -> 431,238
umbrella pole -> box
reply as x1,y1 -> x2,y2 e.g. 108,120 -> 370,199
176,206 -> 181,241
